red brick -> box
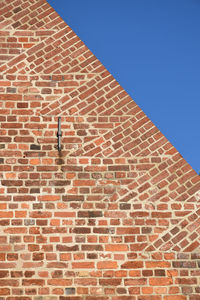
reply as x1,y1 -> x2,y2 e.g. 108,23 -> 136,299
72,262 -> 95,269
146,262 -> 171,268
163,297 -> 186,300
149,278 -> 173,286
138,297 -> 161,300
22,279 -> 45,286
0,288 -> 10,295
47,279 -> 72,286
38,195 -> 60,201
97,261 -> 118,269
73,180 -> 96,186
105,245 -> 128,252
121,261 -> 143,269
124,278 -> 147,286
99,279 -> 121,286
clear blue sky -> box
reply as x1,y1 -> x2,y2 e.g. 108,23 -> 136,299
47,0 -> 200,173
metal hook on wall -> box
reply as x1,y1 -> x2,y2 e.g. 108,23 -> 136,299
57,117 -> 62,151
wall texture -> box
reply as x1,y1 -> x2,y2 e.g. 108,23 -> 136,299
0,0 -> 200,299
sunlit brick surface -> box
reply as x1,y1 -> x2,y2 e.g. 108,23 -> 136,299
0,0 -> 200,299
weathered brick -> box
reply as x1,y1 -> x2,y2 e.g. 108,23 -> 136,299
65,288 -> 76,295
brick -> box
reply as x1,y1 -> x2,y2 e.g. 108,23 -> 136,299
0,288 -> 10,295
30,211 -> 52,218
33,253 -> 44,261
163,297 -> 186,300
82,245 -> 103,251
0,211 -> 13,218
0,271 -> 9,278
56,245 -> 79,252
22,279 -> 45,286
0,263 -> 16,269
97,261 -> 118,269
47,262 -> 67,268
73,180 -> 95,186
149,278 -> 173,286
108,165 -> 129,171
38,195 -> 60,201
0,94 -> 22,100
78,211 -> 102,218
65,288 -> 75,295
72,262 -> 95,269
4,227 -> 27,234
47,279 -> 72,286
121,261 -> 143,269
124,278 -> 147,286
0,280 -> 18,286
146,262 -> 171,268
172,261 -> 196,268
60,297 -> 81,300
105,245 -> 128,252
175,278 -> 197,285
138,297 -> 161,300
99,279 -> 121,286
117,227 -> 140,234
54,212 -> 76,218
73,227 -> 91,234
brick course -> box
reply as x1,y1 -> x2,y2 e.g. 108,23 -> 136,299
0,0 -> 200,299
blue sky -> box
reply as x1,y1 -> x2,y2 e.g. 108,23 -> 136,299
47,0 -> 200,173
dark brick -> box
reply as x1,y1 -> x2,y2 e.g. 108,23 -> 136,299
13,7 -> 22,13
62,195 -> 84,202
56,245 -> 79,252
78,211 -> 102,218
65,288 -> 75,295
30,144 -> 41,150
120,203 -> 131,210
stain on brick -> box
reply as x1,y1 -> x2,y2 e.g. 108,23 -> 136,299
30,144 -> 41,150
65,288 -> 75,295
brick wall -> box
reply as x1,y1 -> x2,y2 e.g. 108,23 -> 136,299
0,0 -> 200,299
